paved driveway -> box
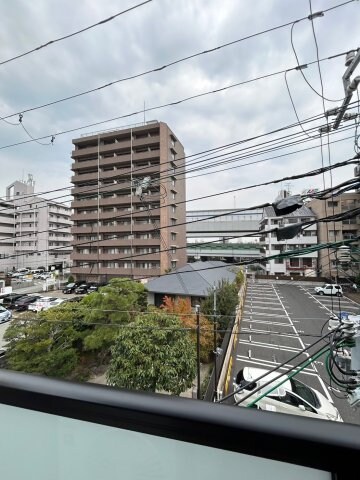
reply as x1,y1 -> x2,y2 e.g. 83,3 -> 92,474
230,281 -> 359,425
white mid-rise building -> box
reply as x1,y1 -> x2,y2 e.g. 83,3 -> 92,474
0,176 -> 72,272
0,199 -> 16,271
259,201 -> 318,277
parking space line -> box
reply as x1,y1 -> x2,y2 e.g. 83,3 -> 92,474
235,355 -> 317,374
272,285 -> 333,402
242,319 -> 297,327
241,328 -> 302,340
239,340 -> 303,353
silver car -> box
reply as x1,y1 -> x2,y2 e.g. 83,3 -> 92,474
0,305 -> 12,323
234,367 -> 342,422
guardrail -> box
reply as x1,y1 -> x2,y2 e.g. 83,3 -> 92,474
0,369 -> 358,478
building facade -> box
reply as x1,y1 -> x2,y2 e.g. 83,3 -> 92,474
309,193 -> 360,278
70,121 -> 186,281
3,177 -> 72,272
260,204 -> 318,276
0,199 -> 16,272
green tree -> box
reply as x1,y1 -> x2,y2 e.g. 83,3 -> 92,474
235,269 -> 245,288
4,304 -> 87,378
80,278 -> 148,354
107,312 -> 196,395
201,279 -> 239,330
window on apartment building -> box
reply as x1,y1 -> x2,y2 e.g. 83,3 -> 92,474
171,178 -> 176,188
289,258 -> 300,267
343,231 -> 357,239
171,247 -> 176,254
171,261 -> 177,269
171,219 -> 177,225
328,201 -> 338,207
172,206 -> 176,214
171,233 -> 176,241
274,258 -> 283,264
303,258 -> 313,267
342,218 -> 357,225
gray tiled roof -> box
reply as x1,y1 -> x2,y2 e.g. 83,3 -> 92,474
146,261 -> 237,297
262,205 -> 315,218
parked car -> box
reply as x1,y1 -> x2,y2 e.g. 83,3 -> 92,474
0,348 -> 6,367
314,284 -> 343,297
63,282 -> 81,294
39,273 -> 52,280
87,283 -> 99,293
13,295 -> 42,311
41,298 -> 65,311
28,297 -> 59,312
234,367 -> 342,422
74,284 -> 89,294
63,296 -> 83,303
1,294 -> 28,309
0,305 -> 12,323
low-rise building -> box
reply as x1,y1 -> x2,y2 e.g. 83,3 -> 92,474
260,203 -> 318,276
146,260 -> 237,307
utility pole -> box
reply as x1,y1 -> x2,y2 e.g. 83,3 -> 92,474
323,49 -> 360,132
196,304 -> 201,400
213,285 -> 218,395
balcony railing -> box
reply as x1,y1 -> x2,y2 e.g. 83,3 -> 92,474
0,369 -> 359,479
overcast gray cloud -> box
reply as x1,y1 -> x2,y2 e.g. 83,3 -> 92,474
0,0 -> 359,211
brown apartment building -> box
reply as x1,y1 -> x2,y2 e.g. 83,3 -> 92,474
309,192 -> 360,279
70,121 -> 187,282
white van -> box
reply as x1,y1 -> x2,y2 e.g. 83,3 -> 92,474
314,284 -> 343,297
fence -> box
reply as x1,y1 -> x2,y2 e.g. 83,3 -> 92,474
203,277 -> 247,402
203,316 -> 235,402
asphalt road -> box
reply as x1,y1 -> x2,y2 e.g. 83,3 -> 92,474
230,280 -> 359,425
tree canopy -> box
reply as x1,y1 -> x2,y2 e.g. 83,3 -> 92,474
161,296 -> 214,362
201,279 -> 239,330
107,312 -> 196,395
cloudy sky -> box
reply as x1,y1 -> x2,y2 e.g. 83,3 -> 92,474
0,0 -> 359,211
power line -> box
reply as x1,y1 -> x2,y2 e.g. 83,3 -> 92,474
0,1 -> 154,67
1,100 -> 357,209
0,50 -> 354,123
217,326 -> 339,403
4,163 -> 358,260
0,53 -> 357,152
290,21 -> 344,102
1,106 -> 357,219
3,157 -> 357,261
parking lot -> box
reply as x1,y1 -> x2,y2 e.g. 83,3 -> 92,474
230,281 -> 359,424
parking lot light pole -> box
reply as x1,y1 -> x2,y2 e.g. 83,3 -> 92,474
196,304 -> 201,400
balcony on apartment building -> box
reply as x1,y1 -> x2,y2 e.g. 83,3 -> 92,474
0,370 -> 358,479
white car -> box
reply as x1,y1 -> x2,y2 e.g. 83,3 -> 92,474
28,297 -> 59,312
314,284 -> 343,297
234,367 -> 342,422
0,305 -> 12,323
42,299 -> 64,311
